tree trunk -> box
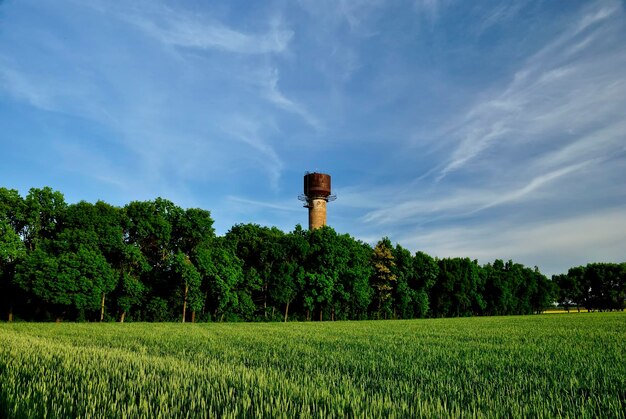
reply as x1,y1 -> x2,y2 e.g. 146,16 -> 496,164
272,306 -> 275,318
8,305 -> 13,322
284,301 -> 290,322
331,308 -> 335,321
306,309 -> 310,321
100,293 -> 106,322
182,284 -> 188,323
191,310 -> 196,323
319,308 -> 323,322
120,311 -> 126,323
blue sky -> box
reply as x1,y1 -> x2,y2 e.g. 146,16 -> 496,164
1,0 -> 625,276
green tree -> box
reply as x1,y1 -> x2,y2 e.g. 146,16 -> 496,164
171,207 -> 214,322
225,224 -> 285,319
326,233 -> 356,321
173,251 -> 202,323
371,238 -> 396,319
270,226 -> 308,322
0,188 -> 27,321
567,266 -> 587,312
582,263 -> 626,311
482,260 -> 516,315
530,267 -> 556,313
194,238 -> 246,321
0,188 -> 26,229
23,187 -> 66,250
116,244 -> 149,322
172,208 -> 215,255
412,251 -> 438,318
431,258 -> 482,317
124,198 -> 182,321
340,237 -> 373,320
553,273 -> 573,311
58,201 -> 124,321
12,188 -> 69,320
391,244 -> 415,319
303,226 -> 346,321
124,198 -> 180,268
0,220 -> 25,321
15,247 -> 115,321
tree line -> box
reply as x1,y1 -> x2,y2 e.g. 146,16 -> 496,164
0,187 -> 624,322
553,264 -> 626,312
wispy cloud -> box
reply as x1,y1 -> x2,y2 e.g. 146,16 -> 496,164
412,0 -> 456,24
220,115 -> 284,189
296,0 -> 382,86
98,1 -> 294,55
396,206 -> 626,276
473,3 -> 526,36
78,0 -> 295,60
360,159 -> 594,227
226,196 -> 299,213
261,68 -> 321,129
0,56 -> 117,126
474,160 -> 597,213
0,62 -> 54,111
437,1 -> 625,179
299,0 -> 384,33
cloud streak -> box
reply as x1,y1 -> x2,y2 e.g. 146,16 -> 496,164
437,1 -> 625,179
261,68 -> 321,129
0,62 -> 55,111
396,206 -> 626,276
127,10 -> 293,55
359,158 -> 596,227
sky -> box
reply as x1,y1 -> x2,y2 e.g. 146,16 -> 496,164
1,0 -> 625,276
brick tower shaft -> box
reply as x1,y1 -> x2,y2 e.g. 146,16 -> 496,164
308,198 -> 327,230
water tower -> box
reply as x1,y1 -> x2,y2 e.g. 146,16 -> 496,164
298,172 -> 336,230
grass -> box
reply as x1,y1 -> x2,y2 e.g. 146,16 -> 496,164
1,313 -> 625,418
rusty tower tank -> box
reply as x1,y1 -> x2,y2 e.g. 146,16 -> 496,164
298,172 -> 336,230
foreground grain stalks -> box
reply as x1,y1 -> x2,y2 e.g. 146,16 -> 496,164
1,313 -> 625,417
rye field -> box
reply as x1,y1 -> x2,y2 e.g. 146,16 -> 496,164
1,313 -> 625,418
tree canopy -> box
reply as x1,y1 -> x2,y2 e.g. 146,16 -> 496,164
0,186 -> 623,322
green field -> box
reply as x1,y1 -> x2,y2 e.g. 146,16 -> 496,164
1,314 -> 625,418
